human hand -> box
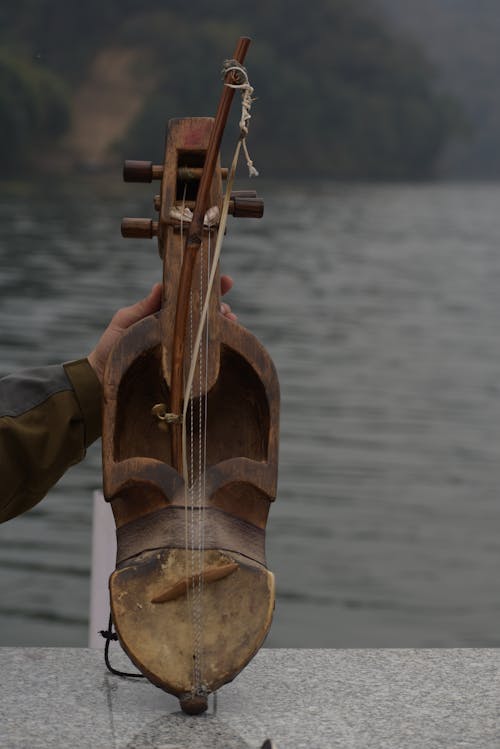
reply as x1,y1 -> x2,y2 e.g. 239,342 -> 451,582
220,274 -> 237,322
88,275 -> 236,383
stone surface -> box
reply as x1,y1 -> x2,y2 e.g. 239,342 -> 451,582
0,648 -> 498,748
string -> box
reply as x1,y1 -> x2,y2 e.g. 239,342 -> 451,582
181,142 -> 242,450
185,197 -> 214,696
181,61 -> 258,419
180,184 -> 194,647
222,60 -> 259,177
199,227 -> 211,687
179,61 -> 258,700
193,217 -> 206,692
182,149 -> 240,702
202,225 -> 210,588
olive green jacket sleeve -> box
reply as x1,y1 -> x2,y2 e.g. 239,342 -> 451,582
0,359 -> 102,524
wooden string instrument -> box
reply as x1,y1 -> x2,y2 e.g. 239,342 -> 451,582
102,37 -> 279,715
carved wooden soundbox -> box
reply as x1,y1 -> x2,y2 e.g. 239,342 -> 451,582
101,37 -> 279,714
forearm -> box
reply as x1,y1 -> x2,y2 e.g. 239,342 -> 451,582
0,359 -> 101,523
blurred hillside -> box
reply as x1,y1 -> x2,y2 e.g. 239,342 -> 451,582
0,0 -> 461,179
375,0 -> 500,178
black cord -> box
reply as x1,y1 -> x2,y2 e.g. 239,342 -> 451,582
100,612 -> 145,679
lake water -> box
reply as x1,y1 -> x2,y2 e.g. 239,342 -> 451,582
0,178 -> 499,648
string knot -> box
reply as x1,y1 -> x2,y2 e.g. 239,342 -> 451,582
221,58 -> 247,86
169,205 -> 220,228
99,628 -> 118,642
152,403 -> 182,428
222,59 -> 259,178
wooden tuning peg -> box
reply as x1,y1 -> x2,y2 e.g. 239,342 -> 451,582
121,218 -> 158,238
230,197 -> 264,218
177,167 -> 229,181
123,160 -> 163,183
230,190 -> 257,199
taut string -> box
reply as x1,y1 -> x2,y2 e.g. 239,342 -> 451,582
179,61 -> 259,699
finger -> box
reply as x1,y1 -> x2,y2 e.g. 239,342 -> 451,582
220,274 -> 233,296
220,302 -> 237,322
112,283 -> 162,330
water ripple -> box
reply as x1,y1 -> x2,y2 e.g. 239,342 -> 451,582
1,179 -> 500,647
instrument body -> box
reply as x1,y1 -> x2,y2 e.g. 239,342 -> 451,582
103,40 -> 279,713
102,46 -> 279,714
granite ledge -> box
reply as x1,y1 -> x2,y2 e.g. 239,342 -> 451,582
0,648 -> 498,748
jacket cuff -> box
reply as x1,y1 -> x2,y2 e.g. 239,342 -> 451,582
63,359 -> 102,446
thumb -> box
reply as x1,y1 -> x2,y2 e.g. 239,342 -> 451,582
112,283 -> 162,330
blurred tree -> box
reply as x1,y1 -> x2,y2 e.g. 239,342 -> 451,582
0,50 -> 69,172
374,0 -> 500,177
118,1 -> 460,178
0,0 -> 462,179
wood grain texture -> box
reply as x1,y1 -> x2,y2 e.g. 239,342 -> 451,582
150,562 -> 239,603
169,37 -> 251,471
110,549 -> 275,699
102,41 -> 279,708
